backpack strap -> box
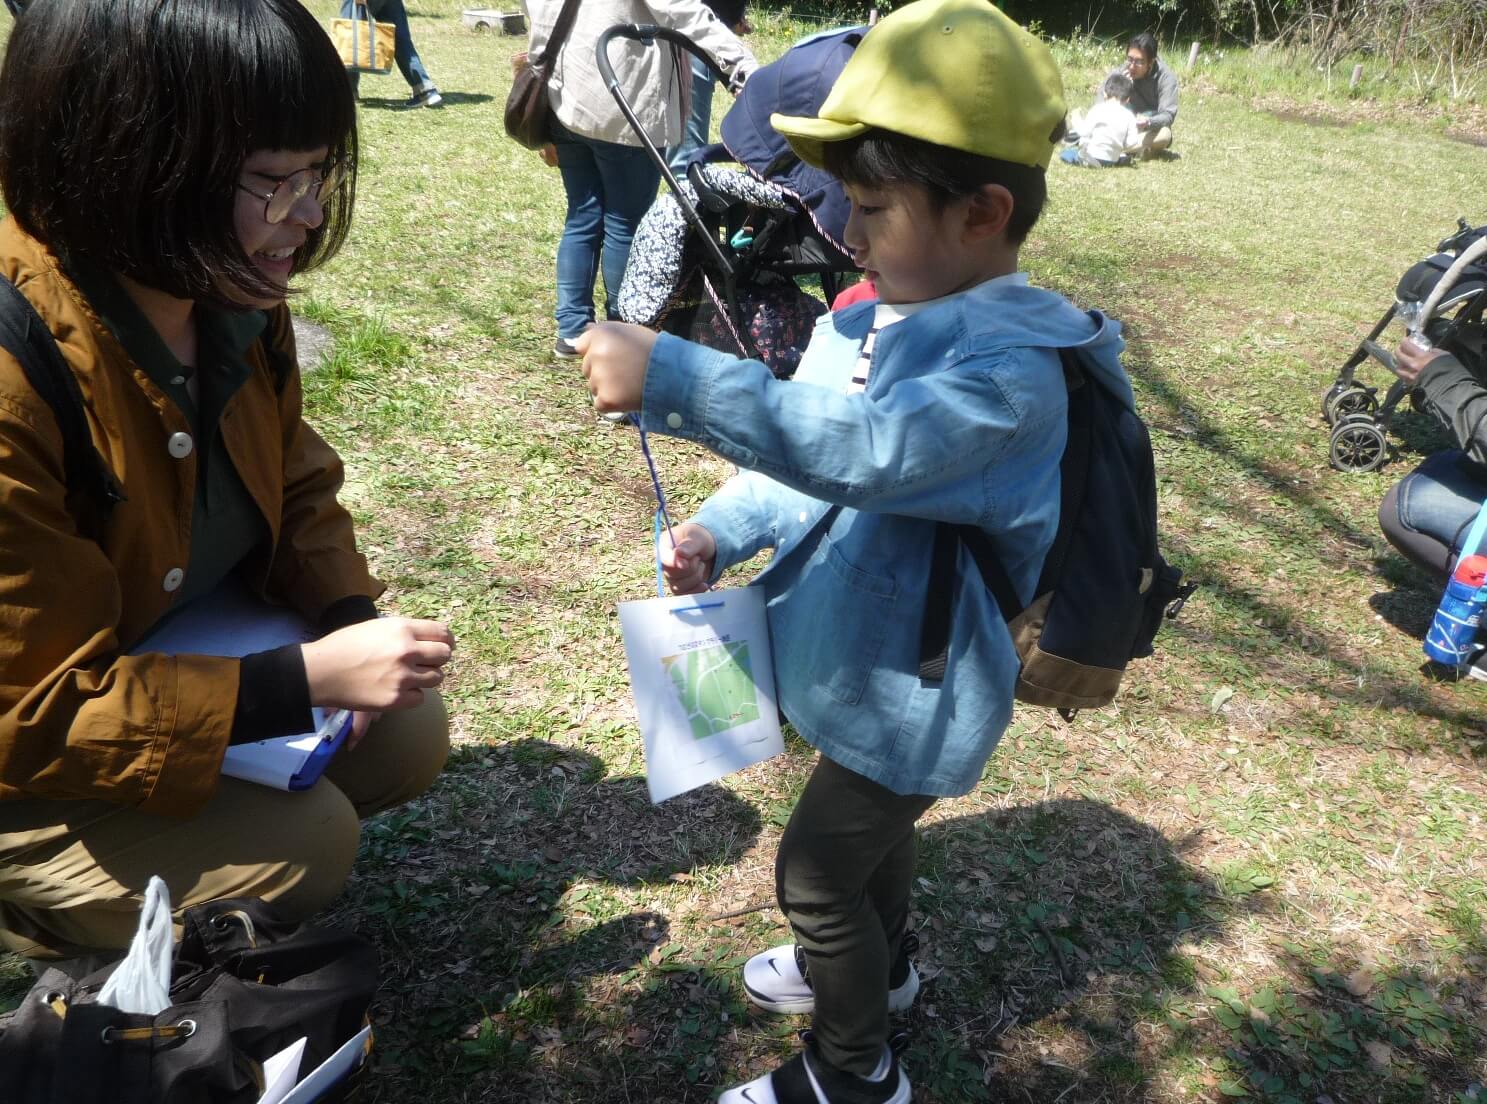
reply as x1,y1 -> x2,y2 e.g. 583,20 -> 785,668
0,276 -> 126,532
916,347 -> 1092,681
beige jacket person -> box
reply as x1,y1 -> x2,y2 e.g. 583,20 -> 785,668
0,218 -> 380,819
527,0 -> 758,148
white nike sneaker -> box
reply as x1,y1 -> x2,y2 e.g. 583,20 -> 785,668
719,1044 -> 911,1104
741,938 -> 920,1015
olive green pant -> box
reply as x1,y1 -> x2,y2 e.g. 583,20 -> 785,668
0,692 -> 448,960
776,755 -> 936,1077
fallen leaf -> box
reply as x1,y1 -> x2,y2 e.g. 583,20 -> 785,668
1211,686 -> 1234,712
1364,1040 -> 1392,1068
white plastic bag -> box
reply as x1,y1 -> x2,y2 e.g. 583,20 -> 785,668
97,875 -> 173,1014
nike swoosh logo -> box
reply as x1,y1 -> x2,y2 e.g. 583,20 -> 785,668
740,1089 -> 759,1104
768,961 -> 782,976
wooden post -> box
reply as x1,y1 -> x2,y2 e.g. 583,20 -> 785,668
1187,41 -> 1200,68
1349,62 -> 1364,89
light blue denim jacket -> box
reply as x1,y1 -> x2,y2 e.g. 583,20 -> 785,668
639,275 -> 1133,796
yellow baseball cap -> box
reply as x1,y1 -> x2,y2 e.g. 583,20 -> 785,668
771,0 -> 1067,170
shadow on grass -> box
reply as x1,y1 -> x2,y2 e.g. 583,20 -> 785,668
334,737 -> 765,1100
899,800 -> 1484,1104
347,787 -> 1486,1102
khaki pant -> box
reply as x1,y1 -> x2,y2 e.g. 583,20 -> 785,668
1141,125 -> 1174,156
0,692 -> 448,959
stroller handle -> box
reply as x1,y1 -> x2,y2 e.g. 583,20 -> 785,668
596,23 -> 735,281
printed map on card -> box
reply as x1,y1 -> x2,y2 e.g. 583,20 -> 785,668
661,641 -> 761,740
618,587 -> 785,803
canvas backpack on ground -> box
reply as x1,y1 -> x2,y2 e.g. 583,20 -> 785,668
918,347 -> 1194,718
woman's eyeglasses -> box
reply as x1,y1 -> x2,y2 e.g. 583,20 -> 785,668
236,163 -> 348,225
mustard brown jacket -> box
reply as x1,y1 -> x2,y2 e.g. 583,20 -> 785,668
0,218 -> 381,817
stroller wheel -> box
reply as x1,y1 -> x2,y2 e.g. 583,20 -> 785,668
1321,382 -> 1377,426
1328,418 -> 1389,473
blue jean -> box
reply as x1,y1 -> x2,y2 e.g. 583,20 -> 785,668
1383,450 -> 1487,575
665,57 -> 717,175
551,119 -> 661,340
340,0 -> 433,93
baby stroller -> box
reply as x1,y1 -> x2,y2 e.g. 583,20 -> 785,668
599,23 -> 864,378
1323,218 -> 1487,472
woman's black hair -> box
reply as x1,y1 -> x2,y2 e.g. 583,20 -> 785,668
820,128 -> 1055,245
0,0 -> 358,307
1128,32 -> 1159,62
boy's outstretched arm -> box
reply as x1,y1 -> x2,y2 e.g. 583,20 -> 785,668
580,322 -> 1050,519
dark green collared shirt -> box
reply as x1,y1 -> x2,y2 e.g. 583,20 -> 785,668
63,259 -> 267,608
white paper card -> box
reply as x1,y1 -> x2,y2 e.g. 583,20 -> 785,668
254,1037 -> 306,1104
278,1026 -> 371,1104
617,586 -> 784,803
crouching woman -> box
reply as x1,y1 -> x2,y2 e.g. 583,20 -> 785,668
0,0 -> 453,970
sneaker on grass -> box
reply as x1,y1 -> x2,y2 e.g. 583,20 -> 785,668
401,83 -> 443,109
553,337 -> 581,360
720,1043 -> 910,1104
743,933 -> 920,1015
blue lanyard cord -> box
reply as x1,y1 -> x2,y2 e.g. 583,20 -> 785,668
633,416 -> 678,598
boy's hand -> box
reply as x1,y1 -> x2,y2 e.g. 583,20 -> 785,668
659,522 -> 717,595
577,323 -> 657,414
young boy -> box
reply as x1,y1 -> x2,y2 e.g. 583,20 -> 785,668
1061,70 -> 1143,167
577,1 -> 1135,1100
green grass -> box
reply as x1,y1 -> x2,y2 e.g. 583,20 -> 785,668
4,3 -> 1487,1101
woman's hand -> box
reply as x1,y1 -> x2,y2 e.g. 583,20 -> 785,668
1392,337 -> 1448,385
301,618 -> 454,713
659,522 -> 717,595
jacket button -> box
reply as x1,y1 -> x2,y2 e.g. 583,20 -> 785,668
167,432 -> 194,459
666,412 -> 683,429
162,568 -> 184,592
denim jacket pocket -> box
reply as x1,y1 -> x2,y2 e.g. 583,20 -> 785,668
775,537 -> 897,706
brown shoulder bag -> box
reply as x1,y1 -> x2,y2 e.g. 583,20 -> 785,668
504,0 -> 583,149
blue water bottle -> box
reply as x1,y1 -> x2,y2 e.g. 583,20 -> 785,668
1424,553 -> 1487,666
1426,498 -> 1487,667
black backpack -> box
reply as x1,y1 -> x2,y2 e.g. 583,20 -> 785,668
919,347 -> 1194,719
0,276 -> 126,537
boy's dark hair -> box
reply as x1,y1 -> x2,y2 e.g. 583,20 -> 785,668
1102,71 -> 1135,100
1128,32 -> 1159,63
0,0 -> 357,308
820,128 -> 1055,246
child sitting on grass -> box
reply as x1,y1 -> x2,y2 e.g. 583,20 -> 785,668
576,1 -> 1136,1100
1061,70 -> 1143,167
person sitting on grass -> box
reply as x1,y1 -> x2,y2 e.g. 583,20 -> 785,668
1379,336 -> 1487,579
0,0 -> 453,976
1060,70 -> 1142,167
575,2 -> 1136,1100
1123,31 -> 1179,158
